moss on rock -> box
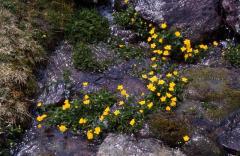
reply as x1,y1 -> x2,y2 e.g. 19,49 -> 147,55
180,67 -> 240,121
148,112 -> 189,147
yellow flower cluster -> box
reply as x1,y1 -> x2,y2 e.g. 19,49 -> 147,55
86,126 -> 102,140
83,94 -> 90,105
117,84 -> 129,98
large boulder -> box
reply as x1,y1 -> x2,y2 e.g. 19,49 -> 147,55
134,0 -> 222,42
97,134 -> 185,156
222,0 -> 240,35
178,67 -> 240,123
216,110 -> 240,155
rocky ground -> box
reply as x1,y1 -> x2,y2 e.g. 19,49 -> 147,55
1,0 -> 240,155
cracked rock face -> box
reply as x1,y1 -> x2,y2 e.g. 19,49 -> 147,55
97,134 -> 185,156
222,0 -> 240,34
134,0 -> 222,42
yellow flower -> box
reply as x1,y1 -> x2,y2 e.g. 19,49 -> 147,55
138,100 -> 146,105
194,49 -> 199,54
175,31 -> 181,37
147,102 -> 153,109
199,44 -> 208,50
158,79 -> 165,85
161,23 -> 167,29
37,102 -> 42,107
173,71 -> 178,76
62,99 -> 71,110
159,38 -> 163,43
160,96 -> 166,102
166,106 -> 171,111
119,44 -> 125,48
166,73 -> 172,78
149,76 -> 158,83
151,64 -> 157,68
183,135 -> 190,142
157,92 -> 161,97
149,28 -> 155,35
103,107 -> 110,116
152,33 -> 158,39
142,74 -> 148,79
124,0 -> 129,4
164,45 -> 172,50
184,54 -> 189,60
79,118 -> 87,124
119,101 -> 125,106
82,82 -> 89,87
184,39 -> 191,48
87,130 -> 93,140
169,82 -> 176,88
114,110 -> 121,116
150,43 -> 156,49
213,41 -> 218,46
139,109 -> 144,113
99,115 -> 105,121
181,47 -> 186,52
117,84 -> 124,90
181,77 -> 188,83
37,124 -> 42,129
83,99 -> 90,105
147,37 -> 152,42
151,57 -> 156,61
163,50 -> 170,56
170,101 -> 176,107
36,114 -> 47,122
58,125 -> 67,133
171,97 -> 177,102
148,71 -> 154,75
166,92 -> 172,98
94,127 -> 101,135
169,87 -> 174,92
84,95 -> 89,100
147,83 -> 156,92
120,89 -> 129,97
130,119 -> 135,126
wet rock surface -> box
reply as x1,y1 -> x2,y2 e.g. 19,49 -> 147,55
97,133 -> 185,156
37,41 -> 148,105
222,0 -> 240,35
134,0 -> 222,41
216,110 -> 240,154
16,126 -> 98,156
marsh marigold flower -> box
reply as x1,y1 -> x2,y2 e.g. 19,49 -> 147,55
166,106 -> 171,111
58,125 -> 67,133
161,23 -> 167,29
130,119 -> 135,126
87,130 -> 93,140
82,82 -> 89,87
94,127 -> 101,135
183,135 -> 190,142
62,99 -> 71,110
79,118 -> 87,124
175,31 -> 181,37
181,77 -> 188,83
114,110 -> 121,116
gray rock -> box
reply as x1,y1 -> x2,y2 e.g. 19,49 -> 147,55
222,0 -> 240,34
134,0 -> 222,41
216,110 -> 240,154
17,127 -> 96,156
183,133 -> 222,156
97,134 -> 185,156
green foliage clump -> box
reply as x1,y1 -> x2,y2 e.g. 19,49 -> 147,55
113,6 -> 148,38
0,124 -> 23,156
224,44 -> 240,68
65,8 -> 110,43
72,42 -> 109,72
